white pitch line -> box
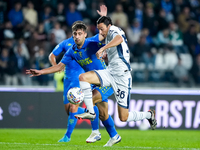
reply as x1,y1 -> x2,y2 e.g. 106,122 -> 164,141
0,142 -> 199,150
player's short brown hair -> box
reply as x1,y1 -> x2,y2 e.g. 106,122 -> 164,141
72,21 -> 87,32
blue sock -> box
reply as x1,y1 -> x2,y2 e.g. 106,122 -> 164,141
102,115 -> 117,138
77,107 -> 85,114
65,112 -> 78,138
91,105 -> 99,130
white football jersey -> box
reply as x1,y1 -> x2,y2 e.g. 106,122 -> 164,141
105,25 -> 131,75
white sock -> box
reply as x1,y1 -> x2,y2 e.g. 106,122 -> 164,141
80,81 -> 94,114
92,129 -> 100,134
112,134 -> 119,139
126,111 -> 151,122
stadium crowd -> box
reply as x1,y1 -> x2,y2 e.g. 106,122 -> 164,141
0,0 -> 200,87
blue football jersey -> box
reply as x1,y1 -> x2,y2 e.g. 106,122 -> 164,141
52,37 -> 85,80
61,34 -> 107,71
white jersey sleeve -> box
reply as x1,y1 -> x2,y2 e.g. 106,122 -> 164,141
105,25 -> 131,75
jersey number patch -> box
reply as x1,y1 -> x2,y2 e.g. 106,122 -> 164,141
116,89 -> 125,99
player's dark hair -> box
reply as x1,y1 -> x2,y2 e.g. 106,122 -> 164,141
97,16 -> 112,26
72,21 -> 87,32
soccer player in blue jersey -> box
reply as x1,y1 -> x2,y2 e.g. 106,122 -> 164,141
27,20 -> 121,146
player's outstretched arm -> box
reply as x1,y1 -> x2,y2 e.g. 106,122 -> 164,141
97,5 -> 107,17
26,62 -> 65,77
96,35 -> 123,59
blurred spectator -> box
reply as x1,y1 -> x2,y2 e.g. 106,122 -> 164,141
177,6 -> 193,33
66,2 -> 83,27
142,28 -> 153,46
194,34 -> 200,56
14,38 -> 30,59
0,1 -> 6,24
143,4 -> 157,36
0,47 -> 9,82
4,48 -> 18,85
22,22 -> 34,40
111,3 -> 128,30
15,45 -> 31,85
36,22 -> 47,41
34,48 -> 50,85
131,35 -> 151,64
129,2 -> 143,27
50,22 -> 66,45
39,4 -> 54,33
22,0 -> 38,27
42,0 -> 57,10
8,1 -> 24,38
27,31 -> 45,63
183,24 -> 198,57
160,0 -> 174,22
126,19 -> 142,48
173,0 -> 188,19
77,0 -> 87,17
154,28 -> 170,47
3,21 -> 15,39
156,9 -> 169,31
173,58 -> 194,87
87,2 -> 99,25
8,1 -> 24,27
55,2 -> 66,26
190,54 -> 200,85
169,21 -> 186,53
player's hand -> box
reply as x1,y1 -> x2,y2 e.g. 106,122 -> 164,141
96,48 -> 104,59
97,5 -> 107,16
26,69 -> 42,77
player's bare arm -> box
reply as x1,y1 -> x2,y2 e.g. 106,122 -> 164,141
96,35 -> 123,59
49,52 -> 57,66
49,52 -> 64,72
26,62 -> 65,77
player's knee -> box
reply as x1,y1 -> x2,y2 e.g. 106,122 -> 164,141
99,114 -> 107,121
79,74 -> 87,81
119,116 -> 128,122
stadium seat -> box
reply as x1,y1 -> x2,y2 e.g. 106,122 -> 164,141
163,52 -> 178,70
179,54 -> 193,70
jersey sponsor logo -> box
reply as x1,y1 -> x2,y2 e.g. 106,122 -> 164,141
79,52 -> 82,57
68,43 -> 72,46
77,57 -> 93,66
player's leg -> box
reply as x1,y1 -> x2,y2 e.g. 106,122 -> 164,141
92,88 -> 121,146
75,71 -> 101,119
97,101 -> 121,147
114,73 -> 157,130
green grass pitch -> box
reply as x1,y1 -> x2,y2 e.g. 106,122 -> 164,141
0,129 -> 200,150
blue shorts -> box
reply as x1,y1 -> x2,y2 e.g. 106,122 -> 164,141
63,80 -> 113,104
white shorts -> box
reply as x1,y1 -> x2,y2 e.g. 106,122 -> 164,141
94,69 -> 132,109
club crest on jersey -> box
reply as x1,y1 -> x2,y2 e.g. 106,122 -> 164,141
79,52 -> 82,57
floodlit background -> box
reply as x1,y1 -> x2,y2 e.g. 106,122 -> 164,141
0,1 -> 200,149
0,0 -> 200,88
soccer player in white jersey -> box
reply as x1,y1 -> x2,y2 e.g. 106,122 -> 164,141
74,9 -> 157,133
